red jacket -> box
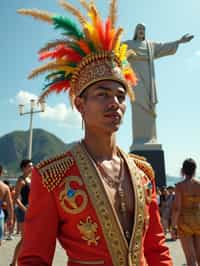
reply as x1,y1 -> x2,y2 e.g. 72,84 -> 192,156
18,143 -> 173,266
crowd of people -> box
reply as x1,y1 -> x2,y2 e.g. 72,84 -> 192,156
157,186 -> 175,236
1,157 -> 200,266
0,160 -> 32,266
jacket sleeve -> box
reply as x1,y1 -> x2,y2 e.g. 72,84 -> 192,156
143,179 -> 173,266
18,168 -> 59,266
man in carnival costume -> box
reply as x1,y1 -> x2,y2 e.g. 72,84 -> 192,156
17,1 -> 173,265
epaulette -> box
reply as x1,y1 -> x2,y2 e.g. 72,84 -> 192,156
36,152 -> 74,192
129,153 -> 155,181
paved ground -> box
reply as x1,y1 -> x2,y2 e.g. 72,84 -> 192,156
0,234 -> 186,266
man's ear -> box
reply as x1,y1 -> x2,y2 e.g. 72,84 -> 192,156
74,96 -> 84,114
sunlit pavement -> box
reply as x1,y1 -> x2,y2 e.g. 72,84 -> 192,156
0,234 -> 186,266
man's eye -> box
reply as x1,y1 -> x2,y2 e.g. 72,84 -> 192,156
118,94 -> 125,101
98,92 -> 108,97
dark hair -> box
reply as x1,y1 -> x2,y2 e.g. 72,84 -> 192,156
0,165 -> 3,175
3,180 -> 10,186
167,186 -> 174,190
181,158 -> 196,177
20,159 -> 32,170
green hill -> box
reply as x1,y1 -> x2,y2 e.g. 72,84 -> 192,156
0,129 -> 69,175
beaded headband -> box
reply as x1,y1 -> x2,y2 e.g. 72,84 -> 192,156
17,0 -> 137,105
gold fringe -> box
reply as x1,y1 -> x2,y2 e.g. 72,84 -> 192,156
59,0 -> 86,25
111,27 -> 123,50
17,9 -> 54,24
109,0 -> 117,28
39,39 -> 68,53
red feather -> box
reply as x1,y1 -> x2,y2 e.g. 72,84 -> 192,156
104,19 -> 115,51
124,72 -> 137,86
96,17 -> 105,49
48,80 -> 70,93
39,45 -> 82,62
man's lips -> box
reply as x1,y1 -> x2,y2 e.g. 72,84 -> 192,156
104,112 -> 121,120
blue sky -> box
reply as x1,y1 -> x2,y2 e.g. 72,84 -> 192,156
1,0 -> 200,176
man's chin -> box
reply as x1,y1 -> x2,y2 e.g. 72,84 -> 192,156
105,123 -> 121,133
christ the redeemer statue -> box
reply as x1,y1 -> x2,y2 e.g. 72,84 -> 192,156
125,24 -> 193,150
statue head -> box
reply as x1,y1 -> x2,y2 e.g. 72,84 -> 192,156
133,23 -> 146,41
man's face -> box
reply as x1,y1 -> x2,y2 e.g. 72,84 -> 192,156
22,162 -> 33,176
76,80 -> 127,134
136,25 -> 145,40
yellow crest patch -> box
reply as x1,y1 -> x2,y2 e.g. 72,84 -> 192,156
77,216 -> 100,246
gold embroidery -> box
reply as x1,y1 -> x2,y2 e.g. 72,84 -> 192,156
36,152 -> 74,191
77,216 -> 100,246
121,150 -> 146,266
71,143 -> 146,266
71,144 -> 127,266
59,176 -> 88,214
130,154 -> 155,182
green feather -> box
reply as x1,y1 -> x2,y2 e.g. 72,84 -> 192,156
86,40 -> 96,52
68,42 -> 86,56
67,62 -> 77,67
53,16 -> 84,40
42,74 -> 72,90
45,71 -> 65,81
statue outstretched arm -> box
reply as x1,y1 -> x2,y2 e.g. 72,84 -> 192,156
177,33 -> 194,44
154,33 -> 194,59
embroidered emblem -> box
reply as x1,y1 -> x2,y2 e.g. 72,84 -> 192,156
77,216 -> 100,246
59,176 -> 88,214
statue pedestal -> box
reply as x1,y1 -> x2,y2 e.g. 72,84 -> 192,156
130,143 -> 166,187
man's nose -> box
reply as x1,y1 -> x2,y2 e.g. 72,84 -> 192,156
107,95 -> 119,108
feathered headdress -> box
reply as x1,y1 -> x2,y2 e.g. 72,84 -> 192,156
17,0 -> 137,105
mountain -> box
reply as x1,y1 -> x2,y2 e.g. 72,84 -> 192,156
0,129 -> 70,175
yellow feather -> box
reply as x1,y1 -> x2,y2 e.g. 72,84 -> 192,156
119,44 -> 127,61
84,23 -> 100,48
111,27 -> 123,50
28,61 -> 71,79
17,9 -> 54,24
58,0 -> 86,25
114,39 -> 120,56
109,0 -> 117,28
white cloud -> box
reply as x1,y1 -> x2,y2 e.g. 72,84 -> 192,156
16,90 -> 38,105
40,103 -> 81,128
195,50 -> 200,56
11,90 -> 81,128
9,90 -> 38,105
